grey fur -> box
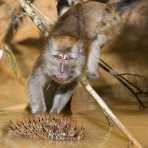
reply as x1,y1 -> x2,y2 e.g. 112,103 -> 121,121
27,38 -> 85,114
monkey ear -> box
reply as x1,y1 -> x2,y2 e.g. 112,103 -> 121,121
48,38 -> 58,52
72,40 -> 84,54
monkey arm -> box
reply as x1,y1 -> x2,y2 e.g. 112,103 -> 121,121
50,81 -> 77,114
50,90 -> 73,114
27,67 -> 47,114
87,34 -> 107,79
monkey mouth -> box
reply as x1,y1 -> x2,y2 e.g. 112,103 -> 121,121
56,74 -> 69,79
53,75 -> 73,84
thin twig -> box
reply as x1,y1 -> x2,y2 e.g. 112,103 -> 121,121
119,73 -> 145,78
100,59 -> 148,95
100,59 -> 144,92
118,74 -> 148,97
99,58 -> 146,108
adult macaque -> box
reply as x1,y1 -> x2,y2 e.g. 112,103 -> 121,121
27,0 -> 138,114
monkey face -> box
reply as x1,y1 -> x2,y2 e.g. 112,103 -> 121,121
44,36 -> 86,84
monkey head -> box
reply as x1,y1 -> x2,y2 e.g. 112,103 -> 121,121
43,36 -> 86,84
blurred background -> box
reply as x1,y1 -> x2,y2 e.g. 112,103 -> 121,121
0,0 -> 148,147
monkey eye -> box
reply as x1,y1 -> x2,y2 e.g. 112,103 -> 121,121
64,56 -> 73,60
53,54 -> 74,61
54,55 -> 62,59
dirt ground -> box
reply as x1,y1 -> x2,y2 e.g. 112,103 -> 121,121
0,0 -> 148,147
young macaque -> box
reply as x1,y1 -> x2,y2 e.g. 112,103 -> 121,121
27,0 -> 138,114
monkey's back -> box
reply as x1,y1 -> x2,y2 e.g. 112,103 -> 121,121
51,1 -> 116,40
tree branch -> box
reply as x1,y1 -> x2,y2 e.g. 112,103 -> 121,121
80,77 -> 143,148
99,59 -> 146,108
18,0 -> 51,37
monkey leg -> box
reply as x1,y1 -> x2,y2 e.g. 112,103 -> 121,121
50,81 -> 77,114
27,68 -> 47,114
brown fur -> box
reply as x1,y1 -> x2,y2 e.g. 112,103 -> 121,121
51,1 -> 120,40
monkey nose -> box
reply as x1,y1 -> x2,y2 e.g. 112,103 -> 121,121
59,63 -> 65,74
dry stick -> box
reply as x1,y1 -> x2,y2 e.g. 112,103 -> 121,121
18,0 -> 51,36
99,59 -> 145,108
80,77 -> 143,148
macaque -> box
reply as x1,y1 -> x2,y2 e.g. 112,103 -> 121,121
27,0 -> 138,114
